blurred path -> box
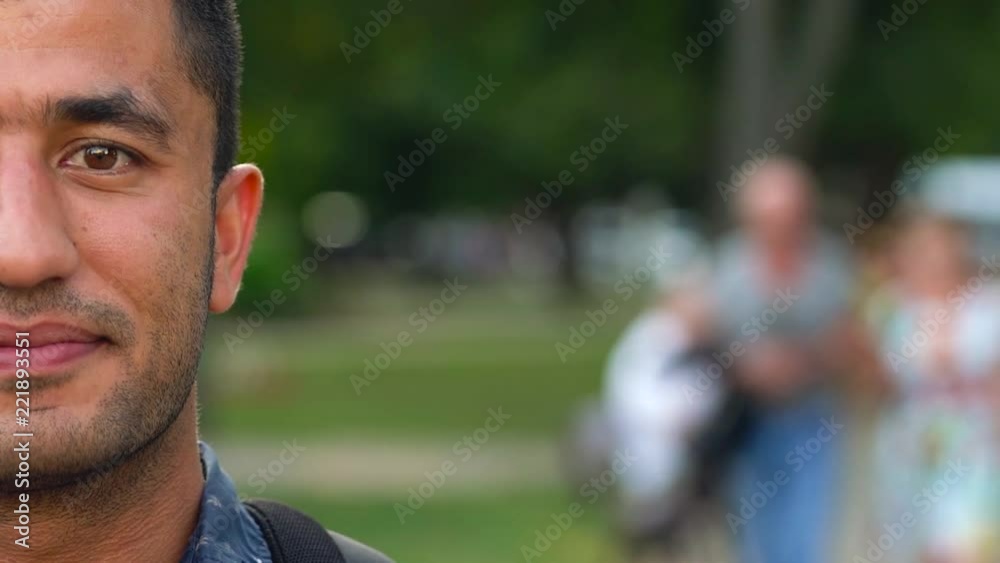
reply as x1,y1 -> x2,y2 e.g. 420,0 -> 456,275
214,437 -> 562,496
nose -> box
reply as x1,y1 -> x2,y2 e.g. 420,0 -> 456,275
0,145 -> 79,288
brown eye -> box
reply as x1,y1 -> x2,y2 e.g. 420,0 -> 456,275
83,146 -> 119,170
65,143 -> 136,173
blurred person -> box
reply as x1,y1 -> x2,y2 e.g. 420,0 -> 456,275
603,262 -> 752,562
713,157 -> 857,563
0,1 -> 390,562
872,211 -> 1000,563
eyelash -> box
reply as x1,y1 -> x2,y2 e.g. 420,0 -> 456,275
63,140 -> 146,173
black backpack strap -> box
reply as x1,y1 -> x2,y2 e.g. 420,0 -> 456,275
244,499 -> 393,563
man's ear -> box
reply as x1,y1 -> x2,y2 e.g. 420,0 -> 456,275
209,164 -> 264,314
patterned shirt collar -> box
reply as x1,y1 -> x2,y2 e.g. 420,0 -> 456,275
180,442 -> 272,563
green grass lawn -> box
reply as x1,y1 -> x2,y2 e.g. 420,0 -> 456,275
258,488 -> 622,563
205,280 -> 647,562
202,281 -> 642,439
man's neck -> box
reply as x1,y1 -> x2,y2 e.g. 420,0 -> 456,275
0,394 -> 204,562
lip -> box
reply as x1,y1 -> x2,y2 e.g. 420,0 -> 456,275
0,322 -> 109,379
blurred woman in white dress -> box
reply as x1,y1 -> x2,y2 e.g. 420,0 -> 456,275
874,212 -> 1000,563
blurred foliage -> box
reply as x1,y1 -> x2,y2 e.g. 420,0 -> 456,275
233,0 -> 1000,308
217,6 -> 1000,558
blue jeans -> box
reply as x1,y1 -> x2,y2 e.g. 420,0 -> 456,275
727,394 -> 843,563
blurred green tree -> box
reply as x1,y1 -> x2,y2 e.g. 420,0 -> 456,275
231,0 -> 1000,310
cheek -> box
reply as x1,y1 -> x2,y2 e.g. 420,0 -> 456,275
67,192 -> 212,318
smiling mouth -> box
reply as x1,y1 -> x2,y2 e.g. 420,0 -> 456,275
0,322 -> 111,379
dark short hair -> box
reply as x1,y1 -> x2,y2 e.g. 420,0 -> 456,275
171,0 -> 243,190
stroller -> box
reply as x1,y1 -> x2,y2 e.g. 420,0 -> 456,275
564,315 -> 757,561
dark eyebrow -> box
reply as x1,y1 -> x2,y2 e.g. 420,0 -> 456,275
48,89 -> 174,150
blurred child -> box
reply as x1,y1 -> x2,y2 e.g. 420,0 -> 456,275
874,211 -> 1000,563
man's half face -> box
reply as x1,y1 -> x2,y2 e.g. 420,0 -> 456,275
0,0 -> 244,489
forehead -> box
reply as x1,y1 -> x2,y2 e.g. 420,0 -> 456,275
0,0 -> 199,127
